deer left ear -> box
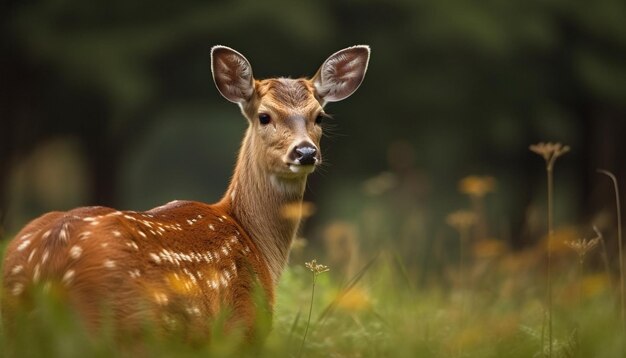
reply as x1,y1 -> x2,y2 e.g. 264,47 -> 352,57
312,45 -> 370,105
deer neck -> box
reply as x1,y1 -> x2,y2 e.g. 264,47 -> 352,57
220,130 -> 306,286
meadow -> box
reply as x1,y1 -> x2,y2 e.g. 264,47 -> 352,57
1,143 -> 625,358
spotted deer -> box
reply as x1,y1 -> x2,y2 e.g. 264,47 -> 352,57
1,45 -> 370,341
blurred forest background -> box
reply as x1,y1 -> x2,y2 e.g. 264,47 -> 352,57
1,0 -> 625,276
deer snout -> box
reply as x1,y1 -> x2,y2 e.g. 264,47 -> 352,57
291,142 -> 318,166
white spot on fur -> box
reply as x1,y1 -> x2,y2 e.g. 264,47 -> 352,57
69,245 -> 83,259
17,239 -> 31,252
41,250 -> 49,264
12,283 -> 24,296
112,230 -> 122,237
83,217 -> 96,222
78,231 -> 92,240
207,279 -> 219,290
103,260 -> 116,268
219,274 -> 229,288
160,250 -> 172,264
209,224 -> 215,231
154,292 -> 169,305
183,268 -> 197,284
138,230 -> 147,238
63,269 -> 75,285
33,264 -> 41,282
59,223 -> 70,241
11,265 -> 23,275
42,229 -> 52,240
28,248 -> 37,263
186,306 -> 201,316
19,233 -> 33,241
129,269 -> 141,279
149,253 -> 161,264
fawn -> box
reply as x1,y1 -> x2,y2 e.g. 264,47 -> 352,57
1,45 -> 370,341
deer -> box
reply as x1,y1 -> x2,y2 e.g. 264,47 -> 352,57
1,45 -> 370,343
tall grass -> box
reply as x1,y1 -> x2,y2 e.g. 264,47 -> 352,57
530,142 -> 569,357
597,169 -> 625,334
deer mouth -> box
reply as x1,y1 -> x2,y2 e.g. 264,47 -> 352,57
287,162 -> 317,175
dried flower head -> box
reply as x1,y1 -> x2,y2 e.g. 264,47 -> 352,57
446,210 -> 478,233
305,259 -> 330,276
529,142 -> 570,169
565,226 -> 602,260
458,176 -> 496,198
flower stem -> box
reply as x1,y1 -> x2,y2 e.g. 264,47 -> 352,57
546,164 -> 554,358
298,272 -> 317,357
597,169 -> 625,335
578,257 -> 584,307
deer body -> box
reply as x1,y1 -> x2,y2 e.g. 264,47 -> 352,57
2,45 -> 370,340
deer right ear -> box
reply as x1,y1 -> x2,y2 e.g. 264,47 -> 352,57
211,46 -> 255,104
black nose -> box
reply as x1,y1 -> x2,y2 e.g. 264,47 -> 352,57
293,144 -> 317,165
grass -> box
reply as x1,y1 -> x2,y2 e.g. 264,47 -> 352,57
1,246 -> 624,357
1,143 -> 625,357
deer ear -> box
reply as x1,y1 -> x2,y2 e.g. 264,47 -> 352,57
312,45 -> 370,105
211,46 -> 255,104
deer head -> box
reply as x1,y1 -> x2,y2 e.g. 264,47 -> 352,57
211,45 -> 370,184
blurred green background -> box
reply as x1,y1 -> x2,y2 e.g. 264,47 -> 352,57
1,0 -> 625,269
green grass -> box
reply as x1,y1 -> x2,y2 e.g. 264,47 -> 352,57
0,243 -> 624,357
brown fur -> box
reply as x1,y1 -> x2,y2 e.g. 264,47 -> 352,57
2,202 -> 273,340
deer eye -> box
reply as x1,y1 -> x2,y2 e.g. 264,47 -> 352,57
315,114 -> 324,125
258,113 -> 271,125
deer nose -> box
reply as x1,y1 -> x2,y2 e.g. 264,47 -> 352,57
292,143 -> 317,165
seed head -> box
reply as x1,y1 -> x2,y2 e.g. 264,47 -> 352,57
565,226 -> 602,260
529,142 -> 570,169
305,259 -> 330,276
